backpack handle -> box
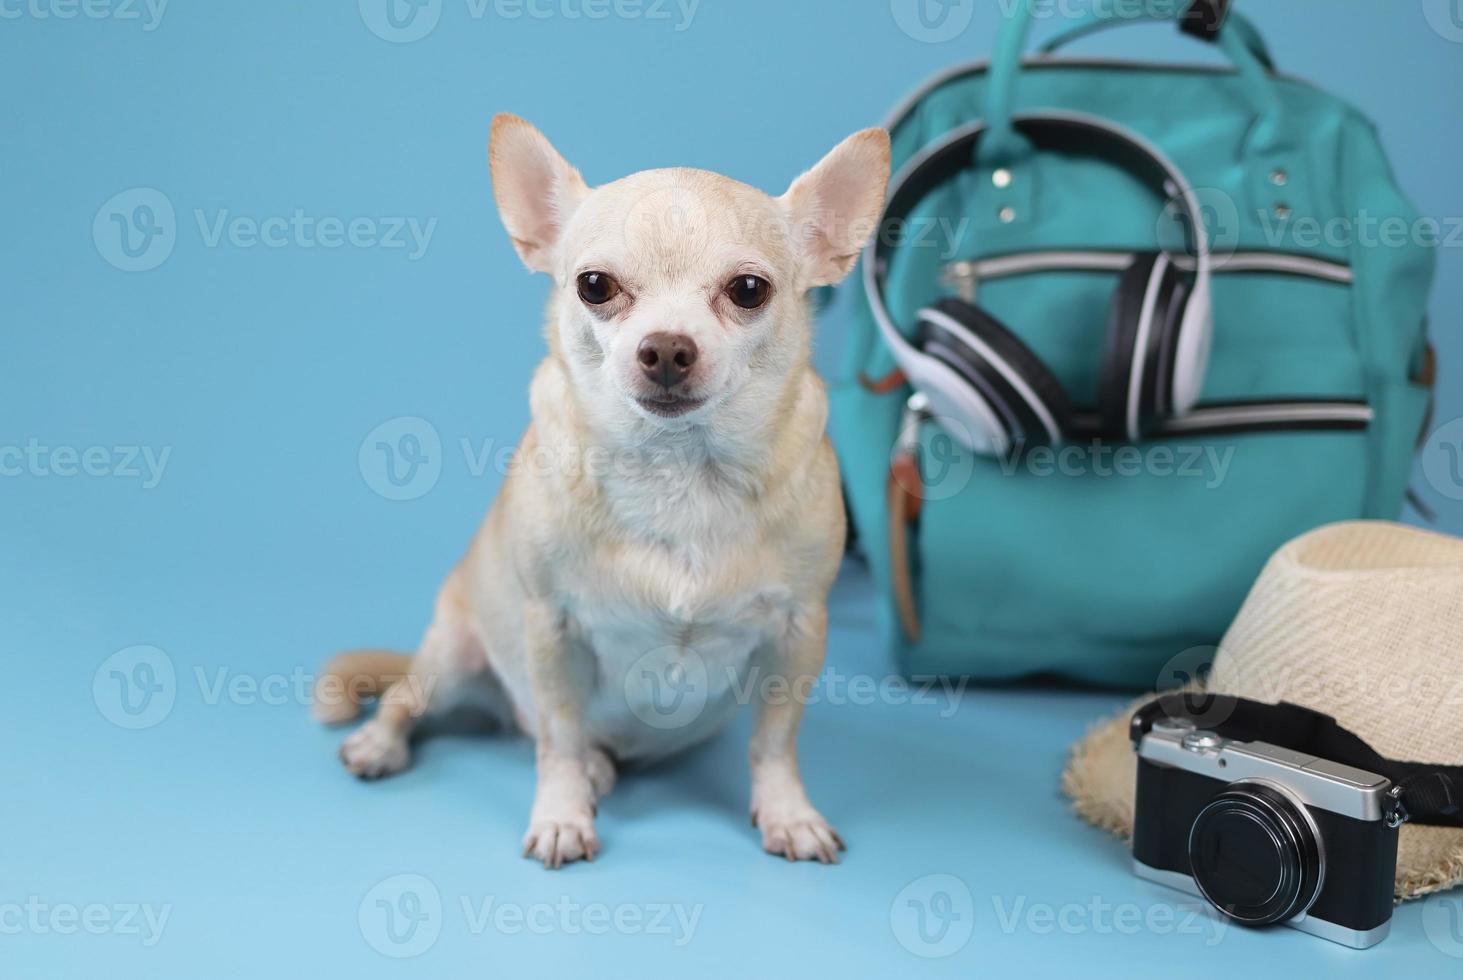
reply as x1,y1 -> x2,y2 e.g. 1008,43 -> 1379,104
980,0 -> 1284,167
1038,5 -> 1274,71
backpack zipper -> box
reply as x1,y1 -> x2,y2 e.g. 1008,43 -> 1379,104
941,250 -> 1352,302
1064,401 -> 1373,439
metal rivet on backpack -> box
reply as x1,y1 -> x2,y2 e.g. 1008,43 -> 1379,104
999,206 -> 1017,223
1270,168 -> 1289,187
992,168 -> 1012,189
1273,203 -> 1292,219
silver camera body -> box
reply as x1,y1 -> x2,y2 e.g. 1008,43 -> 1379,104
1133,718 -> 1399,949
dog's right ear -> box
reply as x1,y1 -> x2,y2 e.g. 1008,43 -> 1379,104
489,114 -> 590,275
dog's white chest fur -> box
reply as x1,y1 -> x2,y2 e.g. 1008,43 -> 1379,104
573,574 -> 793,761
563,462 -> 797,761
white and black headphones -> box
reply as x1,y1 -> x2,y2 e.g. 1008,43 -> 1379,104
863,111 -> 1214,458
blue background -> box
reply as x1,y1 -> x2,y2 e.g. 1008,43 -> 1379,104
4,1 -> 1461,977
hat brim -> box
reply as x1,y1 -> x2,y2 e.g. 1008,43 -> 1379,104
1064,697 -> 1463,901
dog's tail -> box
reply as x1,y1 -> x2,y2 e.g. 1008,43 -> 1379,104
313,649 -> 414,725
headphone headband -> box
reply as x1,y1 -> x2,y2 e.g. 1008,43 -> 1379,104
863,111 -> 1214,426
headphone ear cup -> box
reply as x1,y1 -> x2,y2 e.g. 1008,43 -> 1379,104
918,298 -> 1072,452
1100,252 -> 1188,442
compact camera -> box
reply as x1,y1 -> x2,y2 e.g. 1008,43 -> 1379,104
1132,715 -> 1400,949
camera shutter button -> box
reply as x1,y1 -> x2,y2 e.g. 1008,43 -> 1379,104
1182,731 -> 1225,753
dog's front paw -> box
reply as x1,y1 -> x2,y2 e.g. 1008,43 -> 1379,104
522,810 -> 599,869
753,805 -> 845,864
339,721 -> 410,780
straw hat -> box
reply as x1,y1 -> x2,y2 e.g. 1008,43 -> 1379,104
1064,521 -> 1463,899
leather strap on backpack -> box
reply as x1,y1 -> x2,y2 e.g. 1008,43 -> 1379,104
888,397 -> 927,642
1415,340 -> 1437,451
1414,340 -> 1437,388
888,454 -> 922,643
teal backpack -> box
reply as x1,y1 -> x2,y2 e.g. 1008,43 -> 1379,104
827,1 -> 1436,687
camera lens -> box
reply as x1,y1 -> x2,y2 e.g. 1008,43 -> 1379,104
1187,782 -> 1324,926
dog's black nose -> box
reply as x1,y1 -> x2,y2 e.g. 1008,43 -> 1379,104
637,332 -> 698,388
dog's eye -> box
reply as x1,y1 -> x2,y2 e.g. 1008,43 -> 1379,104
577,272 -> 621,306
726,275 -> 771,311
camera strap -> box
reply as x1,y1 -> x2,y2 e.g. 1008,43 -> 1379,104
1131,693 -> 1463,829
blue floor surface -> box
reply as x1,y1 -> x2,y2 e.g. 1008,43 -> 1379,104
9,560 -> 1463,978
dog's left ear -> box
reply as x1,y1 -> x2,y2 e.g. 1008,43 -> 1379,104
490,114 -> 591,274
781,129 -> 891,288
